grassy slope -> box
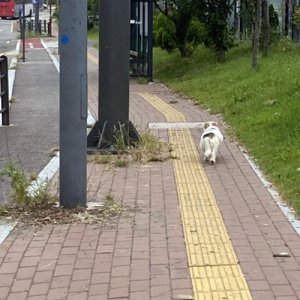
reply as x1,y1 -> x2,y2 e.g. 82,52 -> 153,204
153,41 -> 300,214
88,27 -> 99,41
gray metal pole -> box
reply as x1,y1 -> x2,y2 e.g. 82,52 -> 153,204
148,0 -> 153,80
22,0 -> 25,62
0,56 -> 9,126
59,0 -> 87,208
98,0 -> 130,137
34,2 -> 39,33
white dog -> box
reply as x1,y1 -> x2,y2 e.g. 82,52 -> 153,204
200,121 -> 223,165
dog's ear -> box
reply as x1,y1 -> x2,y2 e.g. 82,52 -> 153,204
204,122 -> 210,129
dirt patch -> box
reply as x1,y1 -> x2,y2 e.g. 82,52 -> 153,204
0,199 -> 126,228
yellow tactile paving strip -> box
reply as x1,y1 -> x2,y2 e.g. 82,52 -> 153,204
139,93 -> 252,300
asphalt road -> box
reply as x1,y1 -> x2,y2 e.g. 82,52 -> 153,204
0,19 -> 18,66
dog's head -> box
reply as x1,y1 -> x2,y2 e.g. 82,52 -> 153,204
204,121 -> 217,129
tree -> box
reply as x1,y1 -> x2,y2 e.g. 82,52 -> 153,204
194,0 -> 234,62
154,0 -> 195,57
153,13 -> 177,53
252,0 -> 262,69
261,0 -> 270,56
88,0 -> 98,17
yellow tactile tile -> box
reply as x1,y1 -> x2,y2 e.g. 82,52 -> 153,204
139,92 -> 252,300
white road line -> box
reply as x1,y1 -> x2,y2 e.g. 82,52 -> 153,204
0,222 -> 17,244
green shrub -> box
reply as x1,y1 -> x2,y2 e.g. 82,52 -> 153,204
275,37 -> 297,52
154,13 -> 206,56
187,18 -> 206,46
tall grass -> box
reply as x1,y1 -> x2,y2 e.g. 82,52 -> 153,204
153,41 -> 300,214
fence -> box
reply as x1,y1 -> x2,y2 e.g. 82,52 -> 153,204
26,19 -> 51,35
0,56 -> 9,126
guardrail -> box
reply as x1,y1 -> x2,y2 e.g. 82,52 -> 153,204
0,55 -> 9,126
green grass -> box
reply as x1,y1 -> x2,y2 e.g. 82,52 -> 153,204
153,41 -> 300,214
88,27 -> 99,41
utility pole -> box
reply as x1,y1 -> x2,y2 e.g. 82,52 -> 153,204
59,0 -> 87,208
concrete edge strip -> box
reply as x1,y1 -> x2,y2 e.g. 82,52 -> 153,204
27,153 -> 60,196
0,222 -> 17,244
41,39 -> 60,72
240,147 -> 300,235
148,122 -> 204,129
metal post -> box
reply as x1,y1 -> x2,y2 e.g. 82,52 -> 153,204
87,0 -> 139,149
98,0 -> 130,137
34,1 -> 39,33
22,0 -> 25,62
59,0 -> 87,208
48,3 -> 52,36
0,56 -> 9,126
147,0 -> 153,80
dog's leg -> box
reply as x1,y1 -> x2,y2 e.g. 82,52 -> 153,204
210,140 -> 219,165
203,137 -> 212,161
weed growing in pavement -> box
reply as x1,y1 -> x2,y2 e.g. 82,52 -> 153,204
88,130 -> 176,166
131,131 -> 176,162
29,173 -> 37,181
102,193 -> 124,217
114,158 -> 129,168
0,163 -> 57,208
0,165 -> 125,226
0,207 -> 7,214
113,123 -> 127,152
89,153 -> 130,168
137,77 -> 149,84
91,153 -> 112,164
0,163 -> 30,206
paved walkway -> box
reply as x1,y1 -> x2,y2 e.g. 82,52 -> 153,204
1,29 -> 300,300
0,37 -> 59,206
